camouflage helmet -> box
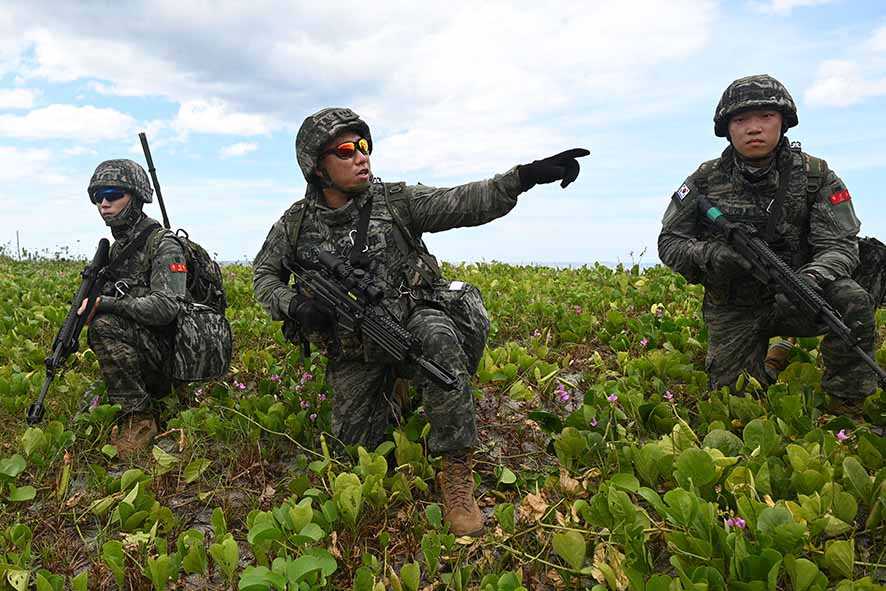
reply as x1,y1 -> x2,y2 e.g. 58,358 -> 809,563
88,159 -> 153,203
295,107 -> 372,183
714,74 -> 798,138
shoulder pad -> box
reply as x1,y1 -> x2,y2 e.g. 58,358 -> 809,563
802,153 -> 828,194
385,181 -> 407,195
283,199 -> 307,216
697,157 -> 720,175
148,226 -> 175,252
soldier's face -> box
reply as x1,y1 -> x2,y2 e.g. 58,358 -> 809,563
96,192 -> 132,221
317,132 -> 372,192
728,110 -> 783,160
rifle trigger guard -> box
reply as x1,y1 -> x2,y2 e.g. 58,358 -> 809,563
114,280 -> 130,297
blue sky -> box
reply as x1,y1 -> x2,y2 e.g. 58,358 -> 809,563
0,0 -> 884,265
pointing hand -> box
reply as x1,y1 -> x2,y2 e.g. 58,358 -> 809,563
517,148 -> 590,192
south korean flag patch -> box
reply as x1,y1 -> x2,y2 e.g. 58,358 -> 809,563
676,184 -> 691,201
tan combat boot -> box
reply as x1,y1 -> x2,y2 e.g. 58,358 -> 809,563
111,414 -> 158,460
438,450 -> 484,537
764,338 -> 795,379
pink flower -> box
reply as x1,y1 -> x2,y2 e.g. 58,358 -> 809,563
270,374 -> 281,383
301,372 -> 314,383
607,393 -> 618,404
559,391 -> 571,403
664,391 -> 674,402
309,413 -> 318,422
300,399 -> 310,410
532,329 -> 541,338
836,429 -> 849,442
573,305 -> 582,315
232,380 -> 246,391
725,517 -> 746,529
318,393 -> 327,402
640,337 -> 649,347
590,417 -> 598,428
554,382 -> 571,403
655,307 -> 664,318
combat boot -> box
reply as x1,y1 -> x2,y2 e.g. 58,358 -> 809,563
111,413 -> 158,460
764,338 -> 795,380
438,450 -> 484,537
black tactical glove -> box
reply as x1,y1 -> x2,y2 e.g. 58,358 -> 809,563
288,294 -> 335,333
517,148 -> 590,192
705,242 -> 752,278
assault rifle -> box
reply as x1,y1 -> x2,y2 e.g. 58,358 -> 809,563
286,251 -> 459,390
27,238 -> 110,424
698,195 -> 886,388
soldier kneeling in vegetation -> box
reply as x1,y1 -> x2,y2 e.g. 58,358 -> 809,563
658,75 -> 880,418
254,107 -> 588,536
79,160 -> 231,458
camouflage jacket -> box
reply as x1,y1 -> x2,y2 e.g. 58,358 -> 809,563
253,168 -> 522,324
658,139 -> 861,304
95,214 -> 187,326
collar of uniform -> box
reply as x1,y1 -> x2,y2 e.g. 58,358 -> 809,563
313,188 -> 373,227
110,211 -> 150,241
729,137 -> 791,192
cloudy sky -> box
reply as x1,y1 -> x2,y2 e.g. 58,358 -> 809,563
1,0 -> 884,265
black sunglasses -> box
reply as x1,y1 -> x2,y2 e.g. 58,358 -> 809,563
90,188 -> 128,205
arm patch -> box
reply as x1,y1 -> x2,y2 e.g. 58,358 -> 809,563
169,263 -> 188,273
829,189 -> 850,205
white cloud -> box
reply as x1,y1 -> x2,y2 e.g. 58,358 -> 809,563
753,0 -> 834,15
0,146 -> 53,181
220,142 -> 258,158
806,60 -> 886,108
869,25 -> 886,52
0,104 -> 135,141
173,99 -> 273,136
63,146 -> 97,156
0,88 -> 39,109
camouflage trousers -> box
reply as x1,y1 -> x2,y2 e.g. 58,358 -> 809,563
326,306 -> 485,455
87,312 -> 175,414
703,278 -> 878,400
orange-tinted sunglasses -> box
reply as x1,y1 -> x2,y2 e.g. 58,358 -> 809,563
322,137 -> 371,159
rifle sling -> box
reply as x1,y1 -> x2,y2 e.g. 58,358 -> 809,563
764,158 -> 792,243
349,194 -> 373,268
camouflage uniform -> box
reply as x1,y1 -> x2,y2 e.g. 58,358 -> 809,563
254,108 -> 531,453
85,160 -> 188,414
658,76 -> 877,400
255,175 -> 519,453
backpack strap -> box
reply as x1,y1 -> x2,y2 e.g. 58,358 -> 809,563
382,182 -> 442,287
804,154 -> 826,202
283,199 -> 309,254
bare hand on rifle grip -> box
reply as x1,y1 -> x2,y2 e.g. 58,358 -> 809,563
77,297 -> 101,323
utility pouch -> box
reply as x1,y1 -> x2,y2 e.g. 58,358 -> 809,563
172,302 -> 232,381
855,236 -> 886,309
414,281 -> 490,374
